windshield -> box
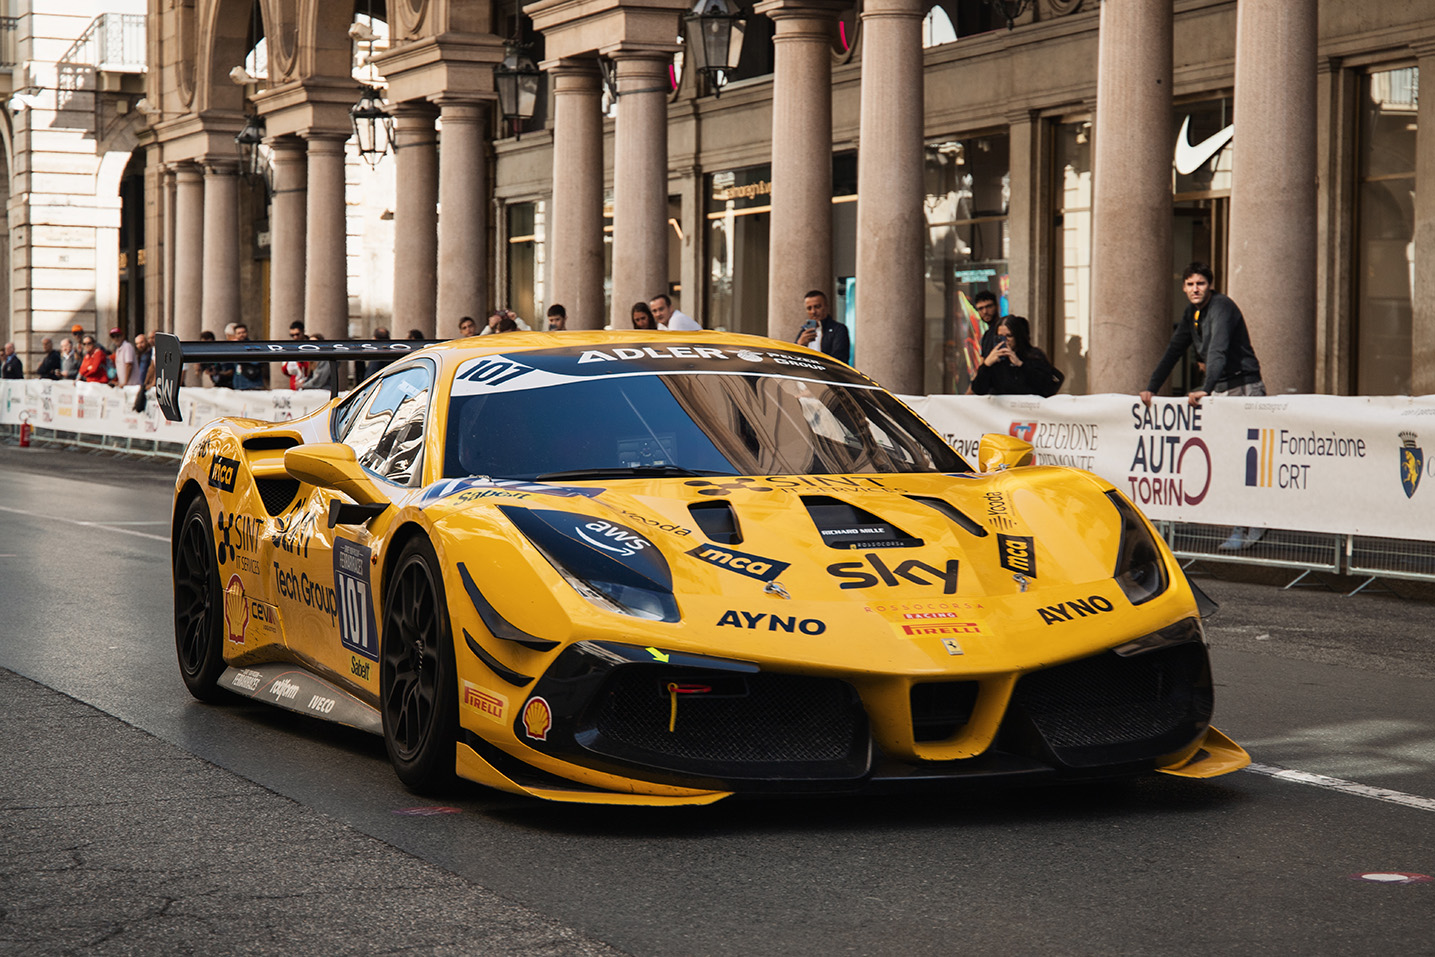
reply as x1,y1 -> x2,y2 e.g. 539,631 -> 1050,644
444,362 -> 968,480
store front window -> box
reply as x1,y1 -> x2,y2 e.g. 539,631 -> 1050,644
1356,66 -> 1417,395
705,155 -> 856,337
923,133 -> 1009,394
507,201 -> 544,323
1052,119 -> 1091,395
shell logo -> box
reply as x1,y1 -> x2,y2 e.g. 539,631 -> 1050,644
523,696 -> 553,741
223,574 -> 249,643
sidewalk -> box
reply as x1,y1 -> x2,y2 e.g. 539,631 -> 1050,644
0,669 -> 624,957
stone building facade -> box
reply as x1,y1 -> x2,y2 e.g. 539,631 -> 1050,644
121,0 -> 1434,396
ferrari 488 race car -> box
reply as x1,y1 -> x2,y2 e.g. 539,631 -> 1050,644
159,330 -> 1248,805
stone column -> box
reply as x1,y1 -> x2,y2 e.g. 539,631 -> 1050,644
1412,44 -> 1435,394
548,58 -> 606,330
436,98 -> 488,327
303,133 -> 349,341
392,104 -> 440,337
854,0 -> 923,388
200,160 -> 240,337
609,52 -> 671,330
268,136 -> 307,340
1089,0 -> 1171,393
758,0 -> 842,340
1228,0 -> 1317,395
163,166 -> 178,334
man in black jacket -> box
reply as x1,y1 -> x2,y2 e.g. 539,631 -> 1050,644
1140,262 -> 1266,552
793,290 -> 851,365
1140,261 -> 1264,407
35,337 -> 61,379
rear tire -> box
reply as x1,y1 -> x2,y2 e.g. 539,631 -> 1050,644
380,536 -> 458,793
174,495 -> 228,702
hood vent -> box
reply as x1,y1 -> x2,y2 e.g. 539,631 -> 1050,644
802,496 -> 922,549
688,500 -> 743,545
905,495 -> 988,537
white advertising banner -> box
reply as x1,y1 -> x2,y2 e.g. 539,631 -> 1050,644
903,392 -> 1435,541
0,380 -> 333,447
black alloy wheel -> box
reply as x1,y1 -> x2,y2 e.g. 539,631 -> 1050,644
174,495 -> 228,701
380,537 -> 457,792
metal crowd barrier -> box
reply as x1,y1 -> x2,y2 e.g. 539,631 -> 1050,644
1156,520 -> 1435,595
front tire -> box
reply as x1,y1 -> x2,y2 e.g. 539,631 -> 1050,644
380,536 -> 458,793
174,495 -> 227,701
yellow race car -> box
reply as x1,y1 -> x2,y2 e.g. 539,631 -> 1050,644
159,330 -> 1248,805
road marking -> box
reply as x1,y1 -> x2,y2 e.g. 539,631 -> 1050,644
1246,762 -> 1435,813
0,505 -> 169,542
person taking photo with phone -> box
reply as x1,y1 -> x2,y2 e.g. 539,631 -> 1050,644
972,315 -> 1063,397
793,289 -> 851,364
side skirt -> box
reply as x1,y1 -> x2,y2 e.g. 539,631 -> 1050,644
218,663 -> 382,735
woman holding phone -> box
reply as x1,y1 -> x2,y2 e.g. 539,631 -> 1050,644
972,315 -> 1064,397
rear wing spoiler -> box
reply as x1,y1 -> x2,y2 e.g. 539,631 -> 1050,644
153,332 -> 444,422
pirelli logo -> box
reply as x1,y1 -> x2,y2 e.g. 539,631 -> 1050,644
462,682 -> 507,723
901,622 -> 981,637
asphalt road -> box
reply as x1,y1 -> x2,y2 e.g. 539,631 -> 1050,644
2,443 -> 1433,956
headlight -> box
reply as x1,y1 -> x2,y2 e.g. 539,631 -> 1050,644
1105,490 -> 1170,605
500,507 -> 680,622
1114,616 -> 1203,656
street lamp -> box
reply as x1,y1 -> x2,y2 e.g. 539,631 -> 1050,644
350,85 -> 393,166
234,113 -> 269,192
984,0 -> 1031,30
495,43 -> 540,139
682,0 -> 747,97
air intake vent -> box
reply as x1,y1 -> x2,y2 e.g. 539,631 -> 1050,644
689,500 -> 742,544
802,496 -> 922,549
906,495 -> 988,537
242,434 -> 301,451
256,478 -> 301,516
910,681 -> 980,742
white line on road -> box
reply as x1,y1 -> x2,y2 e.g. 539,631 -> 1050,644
0,505 -> 169,542
1246,762 -> 1435,813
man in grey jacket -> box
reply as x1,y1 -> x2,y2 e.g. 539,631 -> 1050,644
1140,261 -> 1264,408
1140,261 -> 1266,551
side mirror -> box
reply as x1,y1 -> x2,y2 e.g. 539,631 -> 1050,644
284,443 -> 388,506
977,433 -> 1035,472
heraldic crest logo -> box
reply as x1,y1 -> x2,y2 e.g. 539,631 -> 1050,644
1399,431 -> 1422,499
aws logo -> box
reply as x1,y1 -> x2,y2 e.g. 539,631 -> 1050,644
1246,428 -> 1275,487
1037,595 -> 1115,625
997,534 -> 1035,577
575,520 -> 650,557
826,553 -> 960,594
688,544 -> 790,582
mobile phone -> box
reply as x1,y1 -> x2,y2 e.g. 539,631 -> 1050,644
802,319 -> 818,331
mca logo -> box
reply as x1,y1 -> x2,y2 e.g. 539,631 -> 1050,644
1009,422 -> 1036,443
1245,428 -> 1274,487
684,477 -> 774,496
1400,432 -> 1422,499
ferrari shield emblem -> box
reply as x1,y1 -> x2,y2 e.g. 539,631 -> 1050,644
1400,432 -> 1422,498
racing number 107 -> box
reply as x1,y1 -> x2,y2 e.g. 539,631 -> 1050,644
339,577 -> 373,653
459,359 -> 531,387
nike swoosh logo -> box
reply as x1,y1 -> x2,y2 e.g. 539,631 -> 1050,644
1174,116 -> 1234,175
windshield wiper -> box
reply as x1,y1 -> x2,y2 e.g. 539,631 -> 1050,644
534,466 -> 732,481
